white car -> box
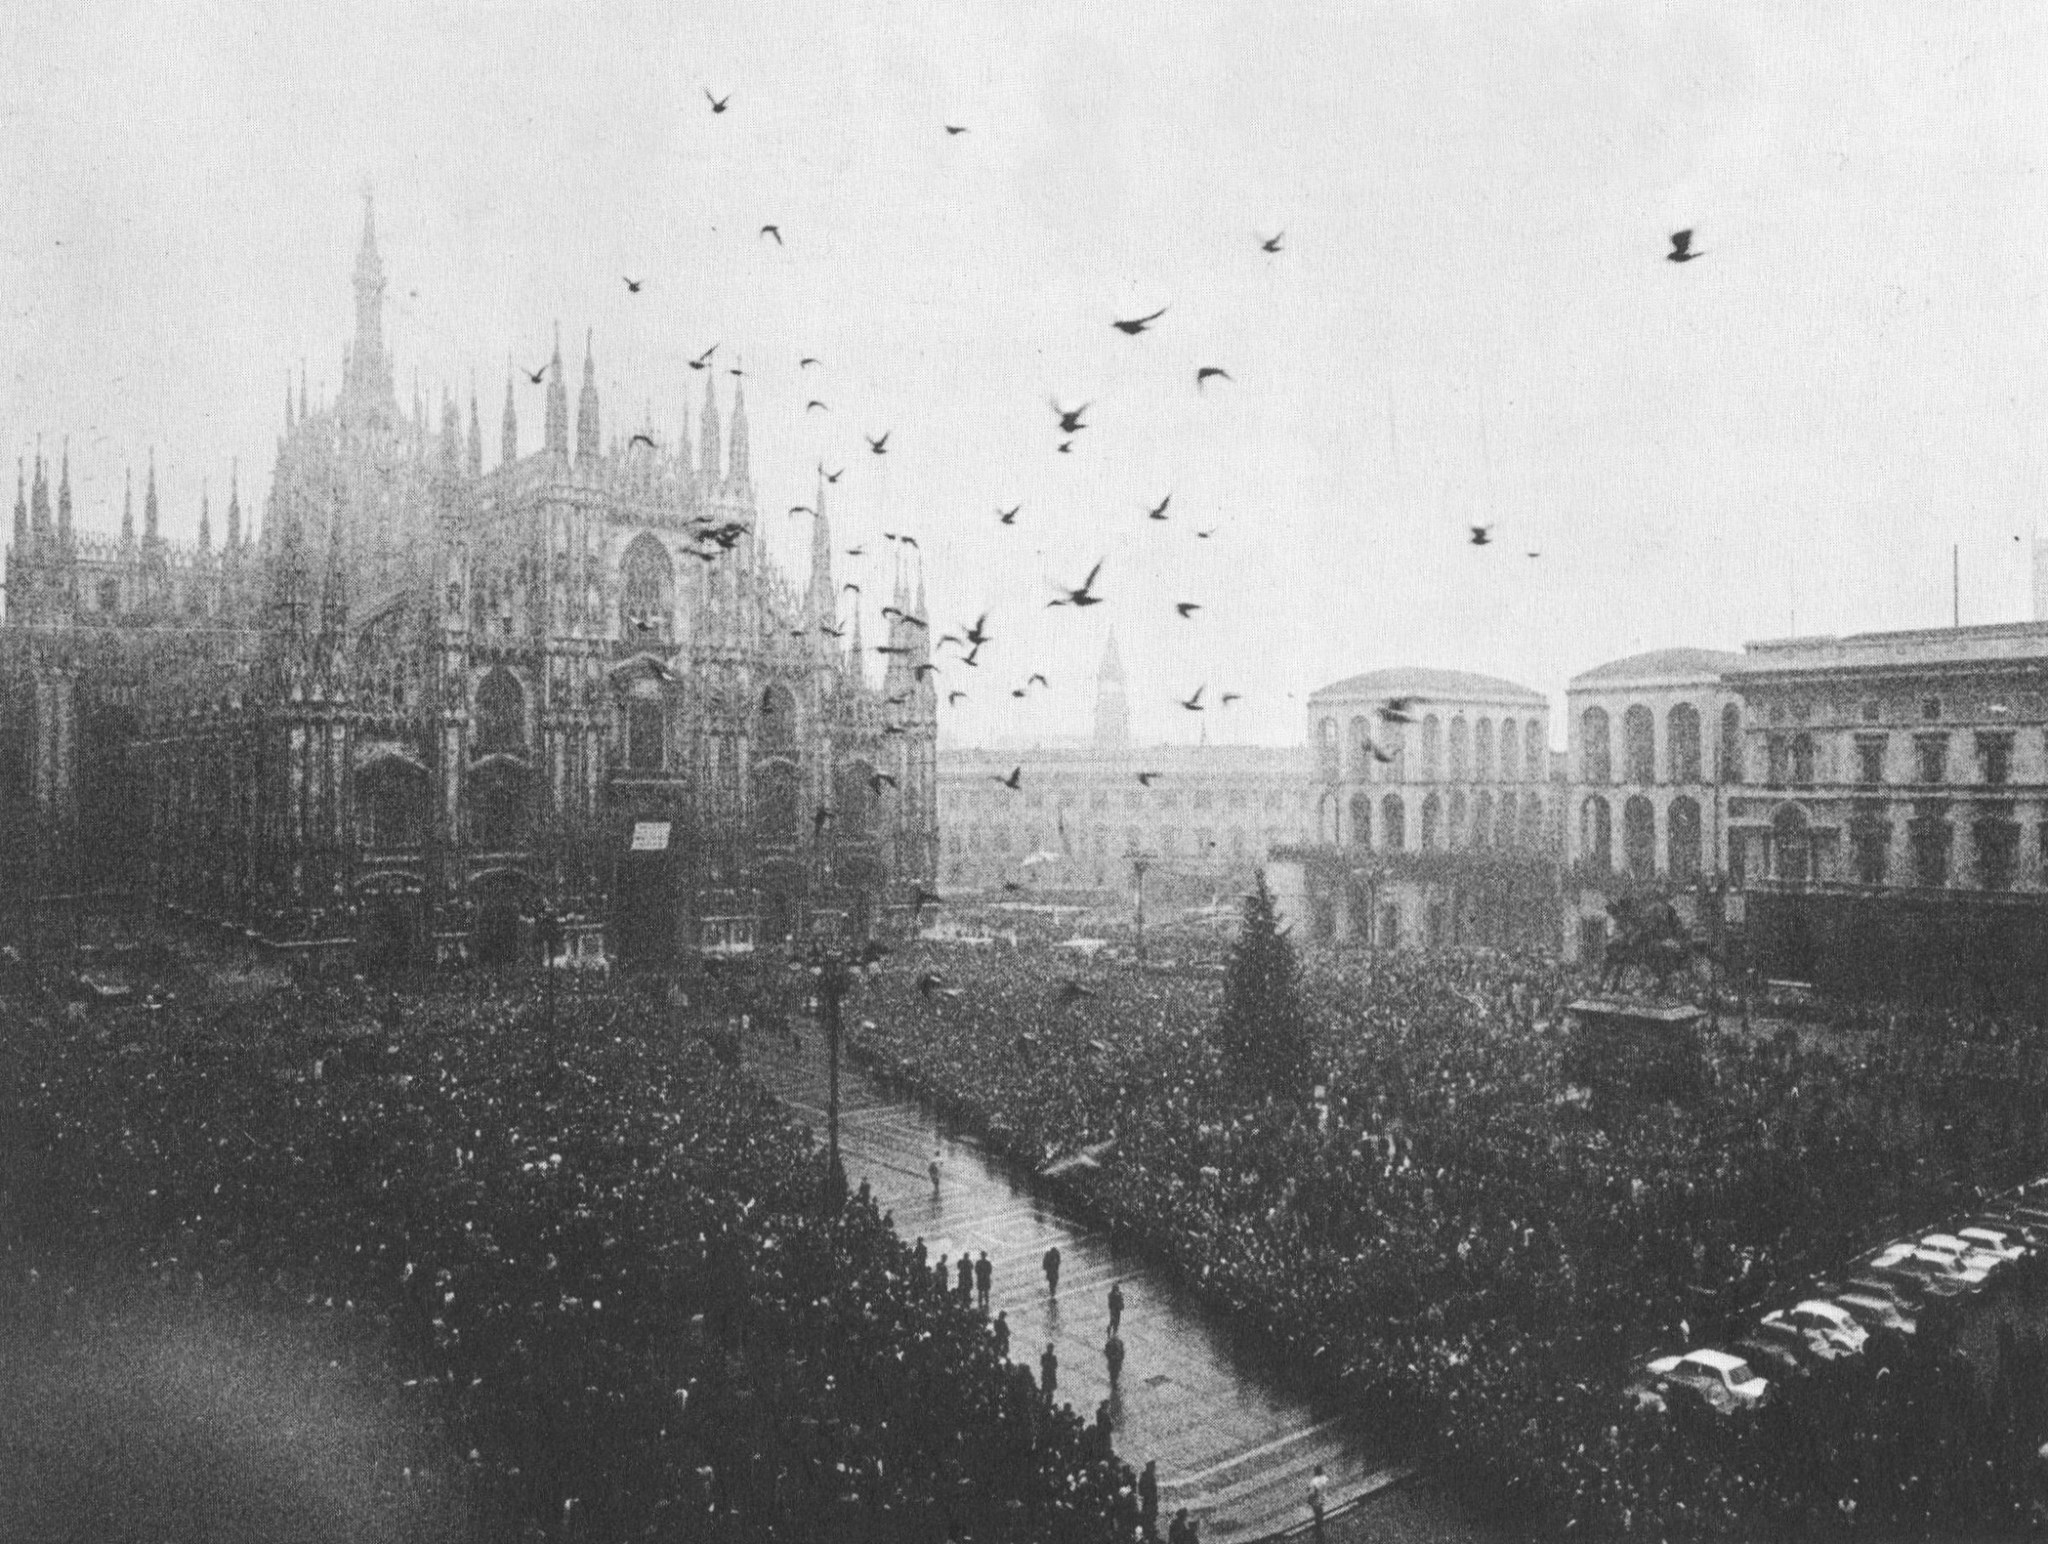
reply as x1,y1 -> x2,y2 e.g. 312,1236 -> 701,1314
1760,1300 -> 1868,1360
1954,1226 -> 2029,1265
1867,1242 -> 1987,1295
1831,1289 -> 1916,1337
1643,1349 -> 1771,1414
1920,1233 -> 2010,1277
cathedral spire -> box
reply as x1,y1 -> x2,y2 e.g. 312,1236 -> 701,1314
807,470 -> 834,630
11,461 -> 25,556
285,374 -> 295,432
121,466 -> 134,546
29,445 -> 49,544
56,441 -> 72,549
299,363 -> 308,422
227,461 -> 241,549
345,190 -> 393,411
544,322 -> 569,456
675,390 -> 692,476
467,381 -> 482,476
198,481 -> 211,552
728,374 -> 750,486
576,328 -> 600,464
502,359 -> 519,468
698,370 -> 722,482
144,450 -> 160,544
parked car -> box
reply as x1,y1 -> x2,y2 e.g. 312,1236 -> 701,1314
1919,1233 -> 2011,1277
1864,1243 -> 1986,1297
1641,1349 -> 1771,1415
1953,1225 -> 2031,1264
1762,1300 -> 1868,1359
1829,1288 -> 1917,1337
1965,1212 -> 2048,1251
1731,1333 -> 1808,1382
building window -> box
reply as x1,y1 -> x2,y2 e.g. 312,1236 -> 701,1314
1350,716 -> 1374,779
1909,805 -> 1950,886
1448,789 -> 1467,849
1790,733 -> 1815,787
1471,790 -> 1493,850
1766,734 -> 1788,787
357,759 -> 426,849
1495,793 -> 1516,849
1855,735 -> 1886,786
1978,732 -> 2014,787
1667,796 -> 1701,881
473,667 -> 526,757
1667,703 -> 1701,784
1318,717 -> 1339,781
1349,791 -> 1371,850
1849,808 -> 1888,885
1421,716 -> 1442,781
628,698 -> 665,771
1499,718 -> 1518,782
1580,707 -> 1611,785
1581,794 -> 1612,872
1522,791 -> 1544,849
1382,794 -> 1405,851
97,577 -> 119,612
1861,700 -> 1881,724
1420,792 -> 1441,850
1976,814 -> 2018,891
1771,804 -> 1810,883
757,760 -> 800,843
468,759 -> 529,849
1922,697 -> 1942,722
1914,734 -> 1948,786
1474,719 -> 1494,782
1623,795 -> 1656,879
1448,716 -> 1470,782
1720,704 -> 1743,783
1623,705 -> 1655,784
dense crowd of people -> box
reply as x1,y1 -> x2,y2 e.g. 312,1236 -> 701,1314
0,948 -> 1140,1543
853,935 -> 2048,1535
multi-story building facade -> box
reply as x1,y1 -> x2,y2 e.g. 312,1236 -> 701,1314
1723,622 -> 2048,1003
1274,666 -> 1560,950
1563,648 -> 1743,960
0,199 -> 937,972
936,635 -> 1310,903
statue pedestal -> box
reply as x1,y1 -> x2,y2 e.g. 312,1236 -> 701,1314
1564,997 -> 1706,1110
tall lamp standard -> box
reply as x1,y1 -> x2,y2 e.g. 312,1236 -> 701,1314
798,934 -> 890,1213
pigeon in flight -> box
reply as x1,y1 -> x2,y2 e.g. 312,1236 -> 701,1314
1049,561 -> 1105,609
1050,399 -> 1090,435
1180,685 -> 1206,711
944,124 -> 969,136
1221,692 -> 1242,706
866,432 -> 890,455
947,690 -> 968,705
1667,229 -> 1702,264
997,505 -> 1020,525
884,532 -> 919,549
801,357 -> 822,368
1469,525 -> 1493,546
1377,696 -> 1418,725
523,362 -> 547,385
623,276 -> 643,293
962,614 -> 992,646
844,546 -> 864,557
1260,232 -> 1284,254
1196,368 -> 1234,389
629,432 -> 656,450
705,89 -> 731,113
1175,602 -> 1200,618
1057,979 -> 1097,1004
1146,495 -> 1171,521
821,465 -> 843,482
760,225 -> 783,245
1196,526 -> 1217,539
995,767 -> 1023,790
1112,307 -> 1168,336
1136,771 -> 1162,787
806,400 -> 829,413
1056,440 -> 1074,455
689,344 -> 719,371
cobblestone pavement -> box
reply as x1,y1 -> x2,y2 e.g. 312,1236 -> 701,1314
743,1023 -> 1500,1543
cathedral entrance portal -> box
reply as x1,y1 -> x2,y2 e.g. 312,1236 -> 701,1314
470,870 -> 534,967
359,889 -> 422,976
613,849 -> 677,968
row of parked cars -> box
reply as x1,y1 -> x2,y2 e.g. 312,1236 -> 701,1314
1631,1187 -> 2048,1416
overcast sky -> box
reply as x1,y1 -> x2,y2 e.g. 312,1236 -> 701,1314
4,1 -> 2046,749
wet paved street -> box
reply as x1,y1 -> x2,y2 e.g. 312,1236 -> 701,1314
743,1022 -> 1495,1543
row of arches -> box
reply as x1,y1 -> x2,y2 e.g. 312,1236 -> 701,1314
470,668 -> 809,775
1326,788 -> 1547,853
1580,701 -> 1740,786
1319,711 -> 1546,784
1579,793 -> 1706,881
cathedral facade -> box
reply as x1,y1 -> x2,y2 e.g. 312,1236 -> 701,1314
0,200 -> 938,971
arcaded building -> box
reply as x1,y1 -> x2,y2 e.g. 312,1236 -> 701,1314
1274,666 -> 1561,950
0,200 -> 937,971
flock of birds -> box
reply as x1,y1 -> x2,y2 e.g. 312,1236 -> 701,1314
543,88 -> 1709,814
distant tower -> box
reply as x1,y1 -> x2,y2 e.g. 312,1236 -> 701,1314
576,329 -> 600,465
544,324 -> 569,456
501,362 -> 519,468
1094,630 -> 1133,753
344,192 -> 394,415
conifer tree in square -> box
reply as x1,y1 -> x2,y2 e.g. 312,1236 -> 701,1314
1219,870 -> 1311,1092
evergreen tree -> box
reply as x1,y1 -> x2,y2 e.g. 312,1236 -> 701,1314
1218,870 -> 1311,1092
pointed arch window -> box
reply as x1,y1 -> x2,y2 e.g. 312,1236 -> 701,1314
474,668 -> 526,757
620,532 -> 676,642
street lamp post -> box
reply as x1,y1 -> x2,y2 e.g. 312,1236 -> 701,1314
1129,850 -> 1154,965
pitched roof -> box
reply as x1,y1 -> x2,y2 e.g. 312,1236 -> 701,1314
1570,648 -> 1742,687
1310,666 -> 1545,707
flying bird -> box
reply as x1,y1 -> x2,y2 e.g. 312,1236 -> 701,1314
1378,696 -> 1418,724
914,662 -> 940,680
947,690 -> 967,705
806,400 -> 829,413
995,767 -> 1023,790
1027,673 -> 1049,688
789,504 -> 816,517
1667,229 -> 1702,264
1527,550 -> 1542,559
1260,232 -> 1284,254
760,225 -> 783,245
801,358 -> 822,369
1175,602 -> 1200,618
1049,561 -> 1105,609
1180,685 -> 1206,711
883,531 -> 918,548
1056,440 -> 1074,455
944,124 -> 969,136
997,505 -> 1020,525
1196,526 -> 1217,539
523,363 -> 547,385
1050,399 -> 1090,435
689,344 -> 719,371
1220,692 -> 1242,706
841,582 -> 862,595
623,277 -> 643,293
844,545 -> 865,557
629,432 -> 656,450
1146,495 -> 1171,521
1196,368 -> 1233,389
869,770 -> 899,795
821,465 -> 843,482
962,614 -> 991,646
866,432 -> 890,455
1136,772 -> 1162,787
1469,525 -> 1493,546
705,89 -> 731,113
1112,306 -> 1168,336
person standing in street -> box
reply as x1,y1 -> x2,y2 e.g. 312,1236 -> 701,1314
992,1309 -> 1010,1361
957,1253 -> 973,1304
975,1249 -> 992,1310
1040,1341 -> 1058,1405
1309,1462 -> 1328,1542
1138,1459 -> 1159,1540
1043,1244 -> 1061,1297
1105,1330 -> 1125,1387
1167,1507 -> 1192,1544
929,1147 -> 943,1197
1108,1279 -> 1125,1335
1094,1398 -> 1113,1453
